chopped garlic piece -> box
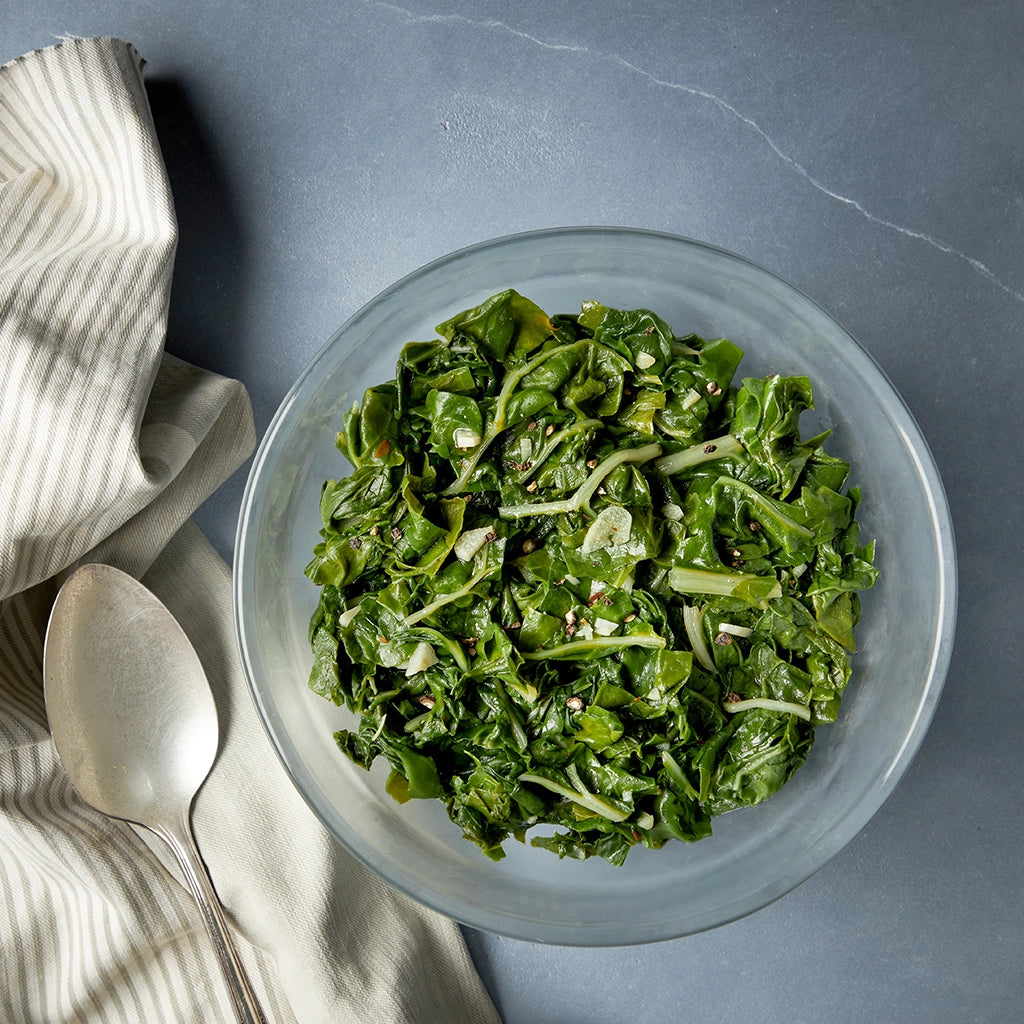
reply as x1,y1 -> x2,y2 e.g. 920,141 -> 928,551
401,641 -> 439,677
453,524 -> 494,561
635,351 -> 656,370
717,621 -> 753,637
452,426 -> 481,450
593,617 -> 618,636
681,388 -> 702,410
338,605 -> 361,628
581,504 -> 632,554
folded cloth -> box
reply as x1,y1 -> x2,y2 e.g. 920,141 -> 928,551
0,37 -> 501,1024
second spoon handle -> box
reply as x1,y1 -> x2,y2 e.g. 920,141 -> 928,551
153,812 -> 268,1024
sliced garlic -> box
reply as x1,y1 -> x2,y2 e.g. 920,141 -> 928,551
581,505 -> 633,554
400,641 -> 439,677
338,605 -> 361,628
453,524 -> 494,561
452,426 -> 481,450
717,621 -> 753,638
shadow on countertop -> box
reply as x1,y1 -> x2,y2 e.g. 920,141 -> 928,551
146,77 -> 250,382
144,77 -> 256,564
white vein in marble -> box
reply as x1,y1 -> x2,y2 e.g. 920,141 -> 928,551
364,0 -> 1023,306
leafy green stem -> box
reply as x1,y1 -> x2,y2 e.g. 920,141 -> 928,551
668,565 -> 782,605
518,768 -> 630,822
714,475 -> 816,550
406,626 -> 471,673
520,631 -> 666,660
654,433 -> 743,475
661,749 -> 700,800
515,417 -> 603,484
723,697 -> 811,721
682,602 -> 716,673
403,553 -> 495,626
499,442 -> 662,518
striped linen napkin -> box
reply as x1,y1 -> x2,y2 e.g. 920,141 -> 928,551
0,37 -> 500,1024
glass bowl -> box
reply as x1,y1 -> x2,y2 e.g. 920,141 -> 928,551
233,227 -> 956,945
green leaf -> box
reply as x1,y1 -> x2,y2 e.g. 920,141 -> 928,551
575,706 -> 625,750
435,288 -> 554,362
702,707 -> 813,814
357,384 -> 404,465
576,301 -> 675,376
426,390 -> 484,459
730,375 -> 825,498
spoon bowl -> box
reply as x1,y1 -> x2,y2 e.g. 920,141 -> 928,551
44,563 -> 218,824
44,562 -> 267,1024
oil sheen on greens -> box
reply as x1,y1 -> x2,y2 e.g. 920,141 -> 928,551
305,290 -> 878,865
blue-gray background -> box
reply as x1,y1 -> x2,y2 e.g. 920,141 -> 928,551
7,3 -> 1021,1021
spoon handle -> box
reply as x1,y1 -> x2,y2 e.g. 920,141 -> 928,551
154,813 -> 269,1024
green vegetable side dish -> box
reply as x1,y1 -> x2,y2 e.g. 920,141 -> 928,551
305,289 -> 878,865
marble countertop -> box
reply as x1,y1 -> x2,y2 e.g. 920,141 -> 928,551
6,3 -> 1021,1021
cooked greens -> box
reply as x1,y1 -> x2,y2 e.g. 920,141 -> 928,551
305,290 -> 878,865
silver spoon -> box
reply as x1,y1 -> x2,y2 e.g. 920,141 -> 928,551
43,562 -> 268,1024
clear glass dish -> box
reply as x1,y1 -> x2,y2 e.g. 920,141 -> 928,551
233,227 -> 956,945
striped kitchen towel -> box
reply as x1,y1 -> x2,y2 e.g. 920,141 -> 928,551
0,36 -> 500,1024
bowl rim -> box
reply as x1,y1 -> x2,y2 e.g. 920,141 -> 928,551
233,225 -> 958,945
